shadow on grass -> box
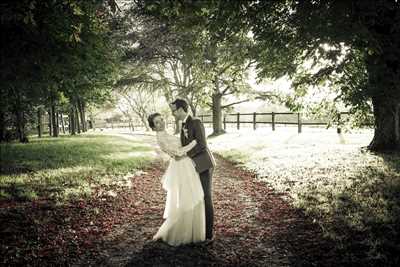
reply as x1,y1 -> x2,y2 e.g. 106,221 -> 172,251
379,150 -> 400,173
268,211 -> 344,267
295,153 -> 400,266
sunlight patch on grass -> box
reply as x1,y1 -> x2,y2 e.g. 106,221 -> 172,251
102,151 -> 157,160
218,149 -> 249,164
64,186 -> 92,199
0,134 -> 155,201
209,127 -> 400,264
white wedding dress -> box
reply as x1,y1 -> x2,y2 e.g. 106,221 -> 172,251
153,131 -> 206,246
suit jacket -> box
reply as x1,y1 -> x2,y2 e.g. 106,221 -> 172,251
180,115 -> 216,173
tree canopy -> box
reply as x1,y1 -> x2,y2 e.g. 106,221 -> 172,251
3,0 -> 399,150
132,0 -> 400,150
250,0 -> 400,151
121,1 -> 261,135
0,0 -> 119,141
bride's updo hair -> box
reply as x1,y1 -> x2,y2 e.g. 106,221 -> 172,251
148,113 -> 161,130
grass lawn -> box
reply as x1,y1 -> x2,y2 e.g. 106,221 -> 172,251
208,127 -> 400,266
1,128 -> 399,265
0,134 -> 155,201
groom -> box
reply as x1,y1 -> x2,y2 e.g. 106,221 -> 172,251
170,98 -> 216,241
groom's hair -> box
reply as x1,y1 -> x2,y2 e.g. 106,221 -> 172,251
171,98 -> 188,112
147,113 -> 161,130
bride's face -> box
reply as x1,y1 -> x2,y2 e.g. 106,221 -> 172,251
153,115 -> 165,131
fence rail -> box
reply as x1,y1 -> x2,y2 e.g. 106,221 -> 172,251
198,112 -> 353,133
94,111 -> 368,134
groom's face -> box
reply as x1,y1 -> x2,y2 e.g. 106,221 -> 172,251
171,104 -> 184,120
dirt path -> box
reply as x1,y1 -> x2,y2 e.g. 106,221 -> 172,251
72,152 -> 340,266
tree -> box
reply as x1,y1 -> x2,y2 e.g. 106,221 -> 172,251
204,33 -> 255,136
113,5 -> 209,133
130,1 -> 258,136
1,0 -> 119,142
213,0 -> 400,151
115,83 -> 164,131
135,0 -> 400,150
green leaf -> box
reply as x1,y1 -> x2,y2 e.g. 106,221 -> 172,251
72,5 -> 84,16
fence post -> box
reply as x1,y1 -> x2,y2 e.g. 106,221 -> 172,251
237,112 -> 240,130
337,113 -> 342,134
271,112 -> 275,131
253,112 -> 257,130
297,113 -> 302,133
223,115 -> 226,130
200,115 -> 204,122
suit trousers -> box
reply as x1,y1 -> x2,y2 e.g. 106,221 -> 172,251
199,168 -> 214,239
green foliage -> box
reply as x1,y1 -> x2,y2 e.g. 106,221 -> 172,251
144,1 -> 399,134
0,0 -> 119,142
115,6 -> 206,113
123,1 -> 256,116
250,1 -> 399,129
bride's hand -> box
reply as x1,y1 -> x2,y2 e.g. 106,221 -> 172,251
174,149 -> 186,157
174,155 -> 186,161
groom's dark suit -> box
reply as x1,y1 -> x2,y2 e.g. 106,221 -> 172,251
180,115 -> 216,239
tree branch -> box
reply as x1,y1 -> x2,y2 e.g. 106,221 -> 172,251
222,99 -> 250,108
216,62 -> 236,76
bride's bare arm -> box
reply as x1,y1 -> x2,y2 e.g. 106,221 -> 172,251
175,140 -> 197,156
159,145 -> 176,157
157,138 -> 177,158
157,134 -> 195,158
155,146 -> 171,162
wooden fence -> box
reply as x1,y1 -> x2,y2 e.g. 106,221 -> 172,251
198,112 -> 352,133
94,111 -> 364,133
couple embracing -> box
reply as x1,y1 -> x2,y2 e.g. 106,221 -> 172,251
147,99 -> 216,246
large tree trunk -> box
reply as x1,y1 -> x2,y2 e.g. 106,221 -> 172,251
0,90 -> 6,142
368,98 -> 400,151
37,109 -> 42,138
69,107 -> 76,135
60,113 -> 65,134
15,109 -> 27,143
211,93 -> 225,136
12,91 -> 28,143
366,47 -> 400,151
75,105 -> 81,134
48,109 -> 52,136
0,108 -> 5,142
78,98 -> 86,132
89,114 -> 95,130
56,111 -> 59,135
51,103 -> 58,137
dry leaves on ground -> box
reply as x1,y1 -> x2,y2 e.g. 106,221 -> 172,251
1,155 -> 343,266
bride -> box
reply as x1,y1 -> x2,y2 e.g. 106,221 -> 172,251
147,113 -> 206,246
